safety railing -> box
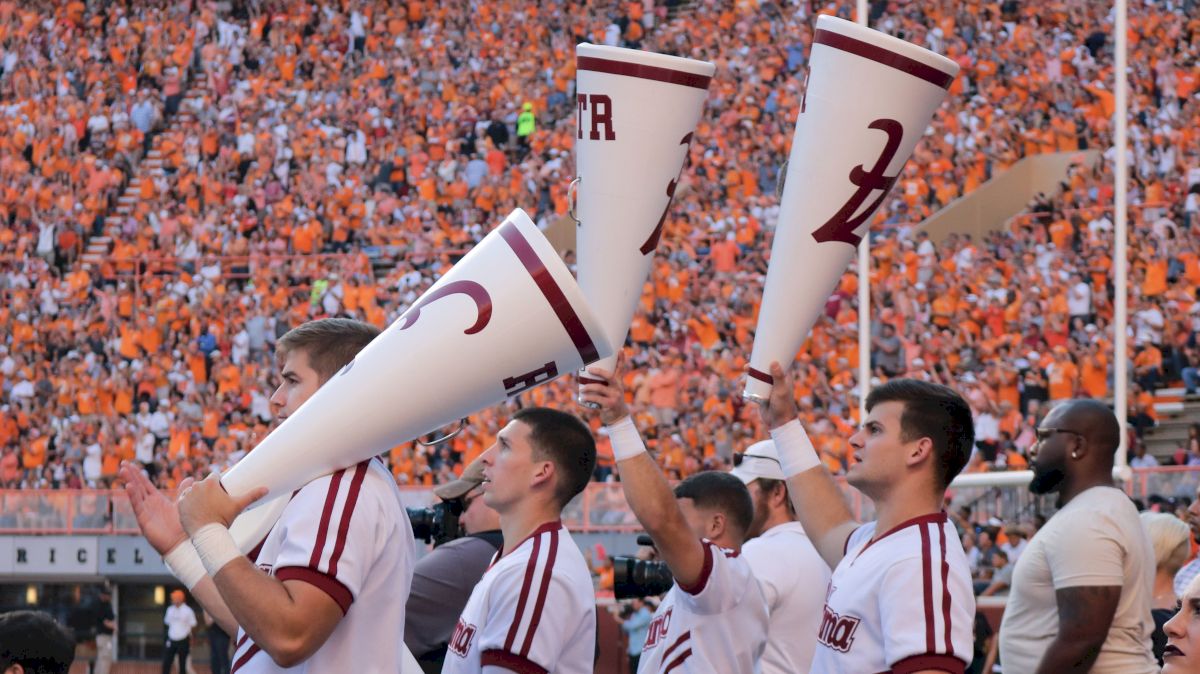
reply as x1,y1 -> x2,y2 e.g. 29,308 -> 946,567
2,465 -> 1190,536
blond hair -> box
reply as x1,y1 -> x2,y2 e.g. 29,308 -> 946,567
1140,511 -> 1191,575
276,318 -> 381,383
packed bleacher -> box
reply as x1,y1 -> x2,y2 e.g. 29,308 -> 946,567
0,0 -> 1197,496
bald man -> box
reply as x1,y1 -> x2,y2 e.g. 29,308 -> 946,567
999,400 -> 1157,674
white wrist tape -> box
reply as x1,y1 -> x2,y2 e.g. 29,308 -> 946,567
164,542 -> 206,590
606,416 -> 648,462
769,419 -> 823,478
193,524 -> 242,577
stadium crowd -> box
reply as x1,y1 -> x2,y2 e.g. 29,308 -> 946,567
0,0 -> 1197,497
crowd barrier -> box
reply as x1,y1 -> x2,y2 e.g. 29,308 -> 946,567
2,466 -> 1192,536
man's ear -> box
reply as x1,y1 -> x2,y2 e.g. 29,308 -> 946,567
769,481 -> 790,509
906,437 -> 935,469
707,510 -> 727,541
530,459 -> 556,493
6,664 -> 26,674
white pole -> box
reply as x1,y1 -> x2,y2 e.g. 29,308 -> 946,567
856,0 -> 870,423
1114,0 -> 1129,470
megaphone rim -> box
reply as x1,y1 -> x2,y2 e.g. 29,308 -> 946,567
814,14 -> 960,82
576,42 -> 715,78
498,209 -> 613,367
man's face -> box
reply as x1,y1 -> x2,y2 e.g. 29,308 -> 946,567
745,480 -> 772,540
460,488 -> 500,535
1187,489 -> 1200,542
1028,407 -> 1076,495
479,420 -> 546,514
846,401 -> 916,495
269,349 -> 322,421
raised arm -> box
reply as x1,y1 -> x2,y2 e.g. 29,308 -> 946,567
756,362 -> 859,568
579,360 -> 709,589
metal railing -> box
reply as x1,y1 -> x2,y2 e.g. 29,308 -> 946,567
2,465 -> 1191,537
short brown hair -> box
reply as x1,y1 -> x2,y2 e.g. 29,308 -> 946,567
865,379 -> 974,491
675,471 -> 754,542
512,407 -> 596,509
276,318 -> 381,383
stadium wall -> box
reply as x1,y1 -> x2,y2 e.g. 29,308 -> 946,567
920,149 -> 1100,242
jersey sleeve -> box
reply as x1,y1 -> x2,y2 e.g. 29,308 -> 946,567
1044,510 -> 1127,588
476,529 -> 591,674
878,535 -> 973,673
675,541 -> 757,616
271,461 -> 382,614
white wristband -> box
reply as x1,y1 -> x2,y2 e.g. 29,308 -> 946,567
769,419 -> 823,478
164,541 -> 207,590
605,416 -> 648,462
193,524 -> 242,577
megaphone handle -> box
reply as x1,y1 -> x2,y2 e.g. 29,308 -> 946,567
568,177 -> 581,225
417,418 -> 468,447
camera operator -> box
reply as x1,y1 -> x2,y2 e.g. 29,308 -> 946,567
731,439 -> 830,673
403,457 -> 502,673
580,356 -> 768,673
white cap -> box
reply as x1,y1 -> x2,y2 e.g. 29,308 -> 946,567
730,440 -> 787,483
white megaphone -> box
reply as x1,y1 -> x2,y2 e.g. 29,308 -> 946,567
222,209 -> 613,551
573,43 -> 714,392
743,15 -> 959,401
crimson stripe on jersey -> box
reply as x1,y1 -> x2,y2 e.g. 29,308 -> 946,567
661,647 -> 693,674
520,527 -> 559,657
309,468 -> 345,568
677,541 -> 714,595
939,522 -> 954,655
505,530 -> 543,651
328,461 -> 370,577
235,632 -> 249,650
481,649 -> 549,674
891,652 -> 966,674
276,565 -> 354,613
919,523 -> 935,653
230,643 -> 261,673
661,631 -> 691,663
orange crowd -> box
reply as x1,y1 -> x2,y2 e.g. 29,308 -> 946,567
0,0 -> 1198,492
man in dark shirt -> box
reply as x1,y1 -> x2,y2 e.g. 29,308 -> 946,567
95,585 -> 115,674
404,458 -> 502,673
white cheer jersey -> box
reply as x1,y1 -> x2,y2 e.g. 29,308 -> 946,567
231,458 -> 416,674
811,513 -> 974,674
742,521 -> 830,674
441,521 -> 596,674
637,540 -> 768,674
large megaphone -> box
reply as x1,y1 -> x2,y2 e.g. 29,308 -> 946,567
222,209 -> 613,550
573,43 -> 714,388
743,15 -> 959,401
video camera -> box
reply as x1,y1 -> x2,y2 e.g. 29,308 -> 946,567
611,535 -> 675,600
407,499 -> 464,547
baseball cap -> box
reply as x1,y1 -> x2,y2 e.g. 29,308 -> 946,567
730,440 -> 787,484
433,456 -> 486,500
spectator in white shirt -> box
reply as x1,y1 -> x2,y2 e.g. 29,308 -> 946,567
163,590 -> 197,674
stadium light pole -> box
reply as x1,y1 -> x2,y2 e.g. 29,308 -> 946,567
856,0 -> 871,423
1114,0 -> 1129,472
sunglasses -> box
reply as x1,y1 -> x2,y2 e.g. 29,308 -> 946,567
733,453 -> 781,468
